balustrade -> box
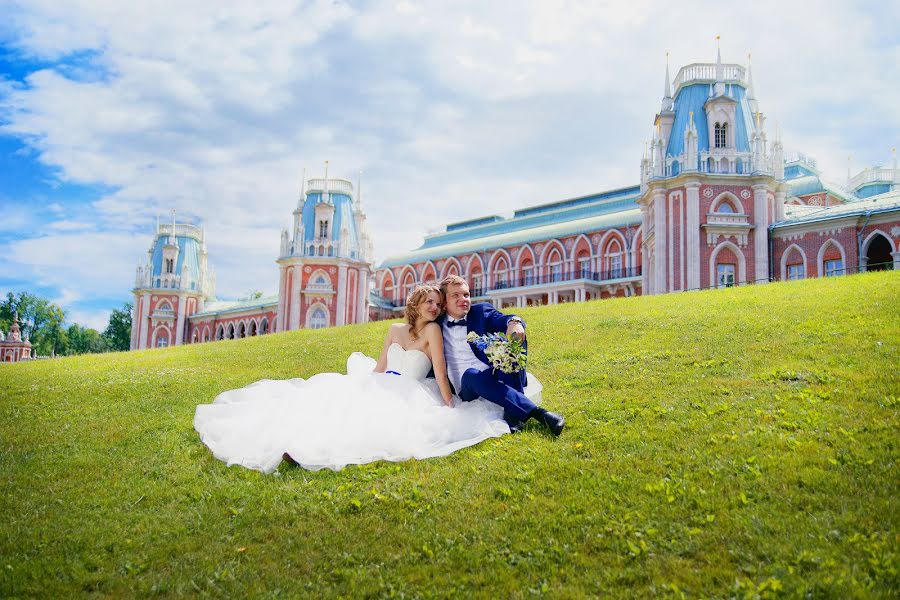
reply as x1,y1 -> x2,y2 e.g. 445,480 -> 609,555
483,266 -> 642,293
849,167 -> 896,190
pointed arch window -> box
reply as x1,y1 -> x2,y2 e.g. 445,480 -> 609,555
714,122 -> 728,149
319,220 -> 329,238
310,307 -> 328,329
165,258 -> 174,274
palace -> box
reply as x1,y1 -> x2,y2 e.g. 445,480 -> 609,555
373,50 -> 900,313
129,165 -> 374,350
120,49 -> 900,352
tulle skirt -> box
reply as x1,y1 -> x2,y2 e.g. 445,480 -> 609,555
194,354 -> 542,473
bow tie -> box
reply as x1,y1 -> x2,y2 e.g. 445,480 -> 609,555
447,319 -> 468,328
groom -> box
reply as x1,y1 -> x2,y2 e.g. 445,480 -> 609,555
436,275 -> 565,436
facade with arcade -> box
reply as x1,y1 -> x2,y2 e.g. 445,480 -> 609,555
374,51 -> 900,314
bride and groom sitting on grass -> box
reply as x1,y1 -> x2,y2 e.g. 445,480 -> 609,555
194,275 -> 565,473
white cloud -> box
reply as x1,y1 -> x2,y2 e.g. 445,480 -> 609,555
65,306 -> 110,331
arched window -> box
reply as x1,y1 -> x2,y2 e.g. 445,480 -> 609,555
714,122 -> 727,149
605,239 -> 623,279
165,258 -> 174,274
260,318 -> 268,335
494,258 -> 508,289
577,250 -> 591,279
156,332 -> 169,348
310,307 -> 328,329
716,202 -> 735,214
547,249 -> 563,282
319,220 -> 328,238
216,325 -> 224,340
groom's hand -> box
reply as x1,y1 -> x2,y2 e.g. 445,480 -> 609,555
506,321 -> 525,342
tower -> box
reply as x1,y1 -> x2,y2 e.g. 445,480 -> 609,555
276,163 -> 374,331
638,46 -> 788,294
131,214 -> 215,349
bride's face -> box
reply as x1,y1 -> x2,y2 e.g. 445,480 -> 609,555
418,291 -> 443,322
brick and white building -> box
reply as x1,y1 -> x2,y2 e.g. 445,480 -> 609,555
128,50 -> 899,349
373,50 -> 900,313
130,167 -> 374,350
0,312 -> 32,363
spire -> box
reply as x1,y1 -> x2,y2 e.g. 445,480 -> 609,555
746,53 -> 756,100
155,214 -> 160,236
847,155 -> 852,190
661,52 -> 673,112
714,36 -> 725,96
356,170 -> 363,210
323,160 -> 330,204
746,52 -> 759,114
169,209 -> 176,244
297,167 -> 306,209
893,147 -> 898,187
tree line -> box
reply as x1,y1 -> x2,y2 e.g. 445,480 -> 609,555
0,292 -> 132,356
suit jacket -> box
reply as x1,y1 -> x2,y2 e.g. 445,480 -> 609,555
433,303 -> 528,392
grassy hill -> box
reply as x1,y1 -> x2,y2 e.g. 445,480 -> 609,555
2,272 -> 898,598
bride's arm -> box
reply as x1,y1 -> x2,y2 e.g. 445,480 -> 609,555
424,323 -> 454,407
374,324 -> 397,373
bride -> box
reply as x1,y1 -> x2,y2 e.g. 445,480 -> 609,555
194,285 -> 537,473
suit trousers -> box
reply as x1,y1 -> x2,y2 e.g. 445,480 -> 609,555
459,368 -> 537,422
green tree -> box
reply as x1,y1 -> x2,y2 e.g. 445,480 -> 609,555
103,303 -> 132,352
67,323 -> 109,355
1,292 -> 68,356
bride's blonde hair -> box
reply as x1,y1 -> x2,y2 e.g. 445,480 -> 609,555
405,284 -> 441,340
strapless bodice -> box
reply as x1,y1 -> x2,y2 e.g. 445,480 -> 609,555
386,343 -> 432,381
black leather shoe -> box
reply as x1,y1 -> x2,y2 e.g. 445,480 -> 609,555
530,408 -> 565,436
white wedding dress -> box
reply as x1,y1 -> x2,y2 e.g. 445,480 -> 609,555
194,343 -> 542,473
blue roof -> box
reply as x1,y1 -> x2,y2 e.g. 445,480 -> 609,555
302,192 -> 360,253
856,183 -> 891,199
774,189 -> 900,228
665,83 -> 754,157
380,187 -> 641,268
782,161 -> 853,201
151,235 -> 202,283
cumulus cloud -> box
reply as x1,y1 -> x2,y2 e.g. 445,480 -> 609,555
0,0 -> 898,321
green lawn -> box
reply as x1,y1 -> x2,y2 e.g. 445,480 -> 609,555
2,272 -> 898,598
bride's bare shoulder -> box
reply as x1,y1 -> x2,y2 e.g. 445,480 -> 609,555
422,322 -> 442,338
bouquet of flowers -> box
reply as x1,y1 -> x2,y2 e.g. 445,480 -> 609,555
466,331 -> 527,374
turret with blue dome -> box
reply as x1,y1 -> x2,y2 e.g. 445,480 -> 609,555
641,43 -> 784,190
280,161 -> 374,263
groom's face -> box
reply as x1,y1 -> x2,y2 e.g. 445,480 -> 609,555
444,283 -> 471,320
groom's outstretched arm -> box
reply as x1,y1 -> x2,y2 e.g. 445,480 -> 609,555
482,304 -> 526,340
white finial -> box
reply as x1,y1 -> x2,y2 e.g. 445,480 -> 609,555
323,160 -> 330,203
661,52 -> 673,111
298,167 -> 306,208
357,170 -> 363,209
170,209 -> 176,243
893,147 -> 898,185
714,36 -> 725,96
847,154 -> 852,189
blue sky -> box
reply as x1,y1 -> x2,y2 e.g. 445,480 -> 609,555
1,0 -> 898,330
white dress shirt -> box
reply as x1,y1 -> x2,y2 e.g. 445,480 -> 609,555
442,318 -> 488,392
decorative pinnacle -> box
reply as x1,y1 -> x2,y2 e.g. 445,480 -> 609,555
663,51 -> 672,99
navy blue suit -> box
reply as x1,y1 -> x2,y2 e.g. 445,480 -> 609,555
435,303 -> 536,423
